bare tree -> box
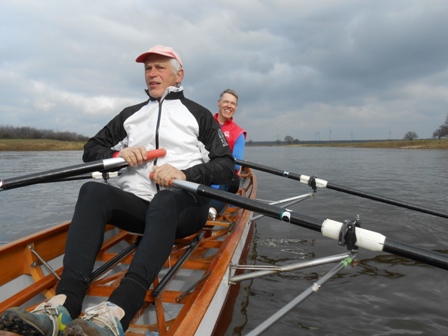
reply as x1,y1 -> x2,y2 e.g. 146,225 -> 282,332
433,125 -> 448,139
403,131 -> 418,140
284,135 -> 294,144
432,113 -> 448,139
433,128 -> 442,139
440,125 -> 448,138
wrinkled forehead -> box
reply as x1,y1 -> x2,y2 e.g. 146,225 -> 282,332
144,54 -> 174,66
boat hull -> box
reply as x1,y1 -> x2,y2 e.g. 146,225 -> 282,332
0,168 -> 257,335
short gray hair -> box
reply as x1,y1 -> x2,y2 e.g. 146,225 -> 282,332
219,89 -> 238,102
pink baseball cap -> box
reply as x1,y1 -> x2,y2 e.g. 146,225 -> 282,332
135,45 -> 183,67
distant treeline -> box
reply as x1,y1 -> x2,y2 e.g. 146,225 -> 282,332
0,125 -> 89,142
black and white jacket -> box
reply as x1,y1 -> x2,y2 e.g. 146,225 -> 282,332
83,87 -> 236,202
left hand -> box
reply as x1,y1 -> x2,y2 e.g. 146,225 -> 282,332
151,163 -> 186,187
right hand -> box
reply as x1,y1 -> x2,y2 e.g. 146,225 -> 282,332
117,147 -> 150,167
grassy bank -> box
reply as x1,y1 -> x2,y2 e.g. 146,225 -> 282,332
299,139 -> 448,149
0,139 -> 85,151
1,138 -> 448,151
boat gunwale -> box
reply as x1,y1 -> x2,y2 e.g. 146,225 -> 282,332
167,169 -> 258,335
0,168 -> 258,336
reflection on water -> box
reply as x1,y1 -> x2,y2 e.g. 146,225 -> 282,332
256,238 -> 312,264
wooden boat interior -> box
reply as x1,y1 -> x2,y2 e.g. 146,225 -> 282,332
0,168 -> 257,335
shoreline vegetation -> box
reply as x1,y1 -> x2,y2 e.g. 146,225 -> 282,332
0,139 -> 87,151
299,138 -> 448,149
0,138 -> 448,151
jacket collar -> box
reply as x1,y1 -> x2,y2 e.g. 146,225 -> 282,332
146,86 -> 184,101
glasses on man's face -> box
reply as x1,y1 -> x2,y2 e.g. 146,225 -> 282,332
221,100 -> 237,107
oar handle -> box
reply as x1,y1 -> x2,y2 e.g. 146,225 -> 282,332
144,148 -> 167,160
1,148 -> 167,191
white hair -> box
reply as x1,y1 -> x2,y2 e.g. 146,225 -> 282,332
169,58 -> 182,86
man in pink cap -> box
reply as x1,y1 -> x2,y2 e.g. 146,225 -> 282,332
0,45 -> 237,336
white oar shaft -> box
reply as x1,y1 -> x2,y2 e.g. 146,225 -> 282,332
322,219 -> 386,252
299,174 -> 328,188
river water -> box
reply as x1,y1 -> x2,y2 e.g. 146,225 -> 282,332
1,147 -> 448,335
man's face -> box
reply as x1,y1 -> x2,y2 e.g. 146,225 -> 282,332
144,55 -> 183,99
218,93 -> 238,121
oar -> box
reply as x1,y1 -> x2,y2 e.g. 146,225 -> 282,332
40,171 -> 121,183
173,180 -> 448,271
0,148 -> 166,191
236,159 -> 448,220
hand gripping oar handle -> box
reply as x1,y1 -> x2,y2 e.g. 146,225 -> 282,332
0,148 -> 167,191
172,179 -> 448,271
148,172 -> 174,186
235,159 -> 448,220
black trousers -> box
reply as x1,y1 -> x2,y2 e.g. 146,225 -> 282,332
56,181 -> 210,330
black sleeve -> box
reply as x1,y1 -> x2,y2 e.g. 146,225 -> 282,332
82,101 -> 147,162
181,100 -> 238,186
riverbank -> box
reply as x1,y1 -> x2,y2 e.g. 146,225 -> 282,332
0,139 -> 85,151
299,139 -> 448,149
1,138 -> 448,151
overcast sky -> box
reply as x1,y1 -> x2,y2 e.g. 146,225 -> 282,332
1,1 -> 447,141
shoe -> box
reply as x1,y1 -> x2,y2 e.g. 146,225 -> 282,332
208,207 -> 217,220
0,294 -> 71,336
62,302 -> 125,336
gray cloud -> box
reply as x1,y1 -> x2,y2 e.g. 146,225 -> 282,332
1,0 -> 447,141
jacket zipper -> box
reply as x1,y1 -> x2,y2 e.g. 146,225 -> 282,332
154,100 -> 163,191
